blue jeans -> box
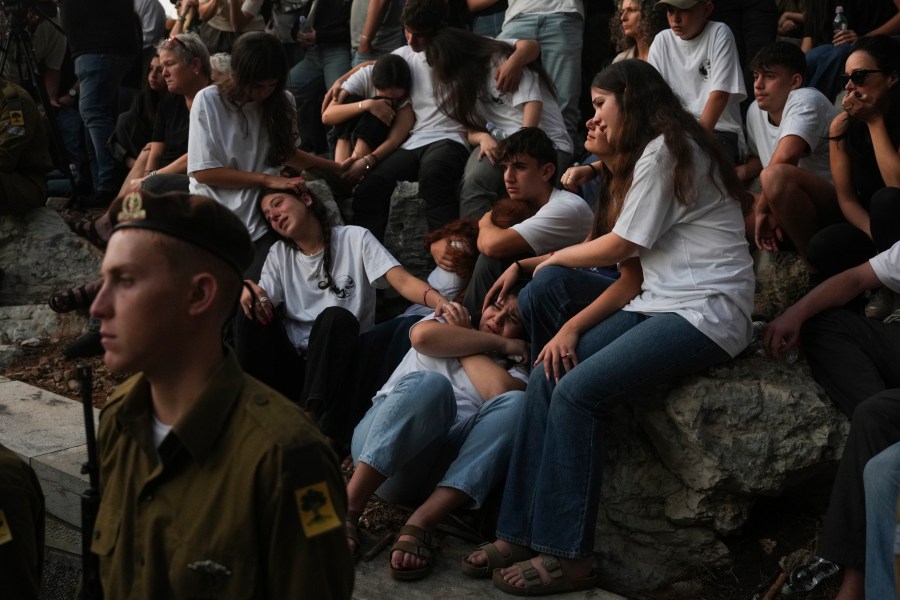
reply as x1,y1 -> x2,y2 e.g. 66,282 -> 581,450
495,309 -> 729,558
519,266 -> 619,364
289,44 -> 352,152
74,53 -> 135,192
865,437 -> 900,599
472,12 -> 506,38
499,12 -> 583,142
806,43 -> 854,102
352,370 -> 525,508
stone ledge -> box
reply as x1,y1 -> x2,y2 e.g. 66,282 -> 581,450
0,378 -> 94,528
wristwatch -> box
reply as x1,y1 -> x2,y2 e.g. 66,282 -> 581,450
67,88 -> 77,98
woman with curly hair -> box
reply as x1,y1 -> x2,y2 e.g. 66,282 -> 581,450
610,0 -> 667,63
188,31 -> 340,278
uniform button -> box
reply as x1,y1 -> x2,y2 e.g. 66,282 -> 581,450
255,396 -> 268,406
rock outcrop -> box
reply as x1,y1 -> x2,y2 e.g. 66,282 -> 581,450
0,208 -> 100,358
595,353 -> 847,592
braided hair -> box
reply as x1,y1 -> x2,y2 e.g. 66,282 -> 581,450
259,188 -> 338,294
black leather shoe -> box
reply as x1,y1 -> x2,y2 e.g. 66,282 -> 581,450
781,556 -> 840,595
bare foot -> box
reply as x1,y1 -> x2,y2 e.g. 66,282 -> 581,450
464,539 -> 516,568
497,555 -> 594,589
391,532 -> 430,572
498,555 -> 551,589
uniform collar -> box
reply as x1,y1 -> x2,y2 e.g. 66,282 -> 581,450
114,349 -> 246,465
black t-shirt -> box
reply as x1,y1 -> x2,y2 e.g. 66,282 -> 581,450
151,94 -> 190,169
803,0 -> 898,46
59,0 -> 141,58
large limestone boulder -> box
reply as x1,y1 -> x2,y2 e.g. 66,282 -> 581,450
384,181 -> 430,280
0,208 -> 99,350
0,208 -> 102,306
594,352 -> 848,593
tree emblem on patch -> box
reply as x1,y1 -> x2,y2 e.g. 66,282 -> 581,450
295,482 -> 341,537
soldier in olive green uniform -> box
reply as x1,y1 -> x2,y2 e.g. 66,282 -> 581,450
88,191 -> 354,598
0,442 -> 45,600
0,78 -> 53,215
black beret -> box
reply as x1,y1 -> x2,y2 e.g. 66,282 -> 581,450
110,191 -> 254,276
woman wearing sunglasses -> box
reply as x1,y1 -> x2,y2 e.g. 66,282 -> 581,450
806,35 -> 900,285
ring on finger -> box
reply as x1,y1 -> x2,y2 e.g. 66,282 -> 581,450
563,353 -> 571,359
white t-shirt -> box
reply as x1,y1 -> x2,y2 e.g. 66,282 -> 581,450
504,0 -> 584,23
648,21 -> 746,137
342,46 -> 468,150
511,188 -> 593,254
403,267 -> 466,317
258,226 -> 400,348
613,135 -> 755,357
202,0 -> 266,32
870,240 -> 900,295
188,86 -> 295,241
745,87 -> 835,182
481,45 -> 572,153
376,314 -> 530,422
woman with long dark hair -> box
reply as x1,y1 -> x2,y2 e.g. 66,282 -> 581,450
463,60 -> 755,595
238,187 -> 448,453
188,31 -> 340,278
806,36 -> 900,303
424,27 -> 573,218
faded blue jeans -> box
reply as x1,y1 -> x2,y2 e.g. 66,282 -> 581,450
352,370 -> 525,508
499,11 -> 583,142
74,53 -> 135,193
495,309 -> 730,558
865,436 -> 900,599
518,266 -> 620,364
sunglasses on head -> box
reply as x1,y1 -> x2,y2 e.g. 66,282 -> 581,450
839,69 -> 886,87
162,36 -> 189,52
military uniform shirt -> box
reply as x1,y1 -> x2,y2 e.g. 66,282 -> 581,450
91,351 -> 354,599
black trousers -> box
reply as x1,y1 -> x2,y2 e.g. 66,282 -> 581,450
234,306 -> 361,445
807,187 -> 900,279
818,389 -> 900,569
802,309 -> 900,417
350,138 -> 469,241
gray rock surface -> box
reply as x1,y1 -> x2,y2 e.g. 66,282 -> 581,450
384,182 -> 431,280
593,352 -> 847,592
0,208 -> 102,307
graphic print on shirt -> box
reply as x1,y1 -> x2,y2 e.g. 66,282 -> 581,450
699,58 -> 711,80
331,275 -> 356,299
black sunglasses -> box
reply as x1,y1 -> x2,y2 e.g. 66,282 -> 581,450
839,69 -> 886,87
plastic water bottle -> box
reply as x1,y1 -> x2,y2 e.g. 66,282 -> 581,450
833,6 -> 848,31
753,320 -> 798,365
297,15 -> 313,35
486,121 -> 508,142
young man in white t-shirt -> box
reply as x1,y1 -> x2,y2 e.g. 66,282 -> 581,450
738,41 -> 839,258
648,0 -> 746,163
462,127 -> 593,321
